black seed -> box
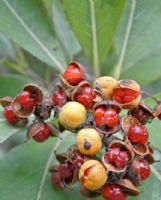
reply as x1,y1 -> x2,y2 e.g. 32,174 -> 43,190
84,140 -> 91,150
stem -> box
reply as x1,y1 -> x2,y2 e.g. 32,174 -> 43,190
89,0 -> 100,77
114,0 -> 136,79
151,165 -> 161,183
36,133 -> 68,200
141,91 -> 160,103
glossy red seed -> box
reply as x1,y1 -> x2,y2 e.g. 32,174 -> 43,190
33,124 -> 50,143
3,105 -> 19,124
58,162 -> 74,179
63,64 -> 82,85
94,106 -> 106,126
76,86 -> 96,109
113,88 -> 139,104
22,98 -> 37,110
52,88 -> 66,106
17,91 -> 32,105
51,171 -> 62,189
102,184 -> 127,200
104,108 -> 119,127
128,125 -> 149,145
106,148 -> 120,163
139,159 -> 150,180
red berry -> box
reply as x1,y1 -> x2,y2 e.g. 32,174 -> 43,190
128,125 -> 149,145
104,108 -> 119,127
17,91 -> 32,105
58,162 -> 74,179
106,148 -> 129,168
33,124 -> 50,142
94,106 -> 105,126
52,88 -> 66,106
17,90 -> 37,110
22,98 -> 37,110
76,86 -> 96,108
113,88 -> 139,104
139,159 -> 150,180
51,171 -> 62,189
3,105 -> 19,124
102,184 -> 127,200
63,64 -> 82,85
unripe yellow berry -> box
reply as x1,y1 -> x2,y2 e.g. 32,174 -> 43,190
79,160 -> 108,191
58,101 -> 86,130
94,76 -> 118,99
77,128 -> 102,155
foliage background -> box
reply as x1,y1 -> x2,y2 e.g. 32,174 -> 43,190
0,0 -> 161,199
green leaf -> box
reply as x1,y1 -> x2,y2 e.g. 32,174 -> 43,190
0,133 -> 84,200
63,0 -> 125,76
0,0 -> 66,71
52,0 -> 81,61
115,0 -> 161,84
0,75 -> 30,98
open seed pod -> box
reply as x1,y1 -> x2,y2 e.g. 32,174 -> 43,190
117,179 -> 140,196
0,97 -> 13,107
12,96 -> 35,118
24,83 -> 43,104
59,61 -> 87,89
94,100 -> 121,136
102,140 -> 134,173
113,80 -> 142,109
122,115 -> 148,156
71,81 -> 102,110
144,144 -> 156,164
129,102 -> 155,124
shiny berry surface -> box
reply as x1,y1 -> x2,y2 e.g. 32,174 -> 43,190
52,88 -> 66,106
102,184 -> 127,200
17,91 -> 32,105
18,90 -> 37,110
76,86 -> 96,108
113,88 -> 139,104
139,159 -> 150,180
94,106 -> 105,126
58,162 -> 74,179
104,108 -> 119,127
128,125 -> 149,145
51,172 -> 62,189
3,105 -> 19,124
63,64 -> 82,85
33,124 -> 50,142
106,147 -> 129,168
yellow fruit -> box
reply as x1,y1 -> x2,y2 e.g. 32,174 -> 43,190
94,76 -> 118,99
79,160 -> 108,191
77,128 -> 102,155
58,101 -> 86,130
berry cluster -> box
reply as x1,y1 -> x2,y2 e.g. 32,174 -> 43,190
0,61 -> 161,200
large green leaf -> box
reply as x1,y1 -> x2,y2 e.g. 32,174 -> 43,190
52,0 -> 81,61
0,133 -> 84,200
63,0 -> 125,76
0,75 -> 30,98
0,0 -> 66,71
115,0 -> 161,84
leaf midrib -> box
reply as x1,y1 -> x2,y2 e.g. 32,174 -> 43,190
2,0 -> 64,71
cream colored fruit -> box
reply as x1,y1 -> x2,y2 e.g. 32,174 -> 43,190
79,160 -> 108,191
77,128 -> 102,155
58,101 -> 86,130
94,76 -> 118,99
